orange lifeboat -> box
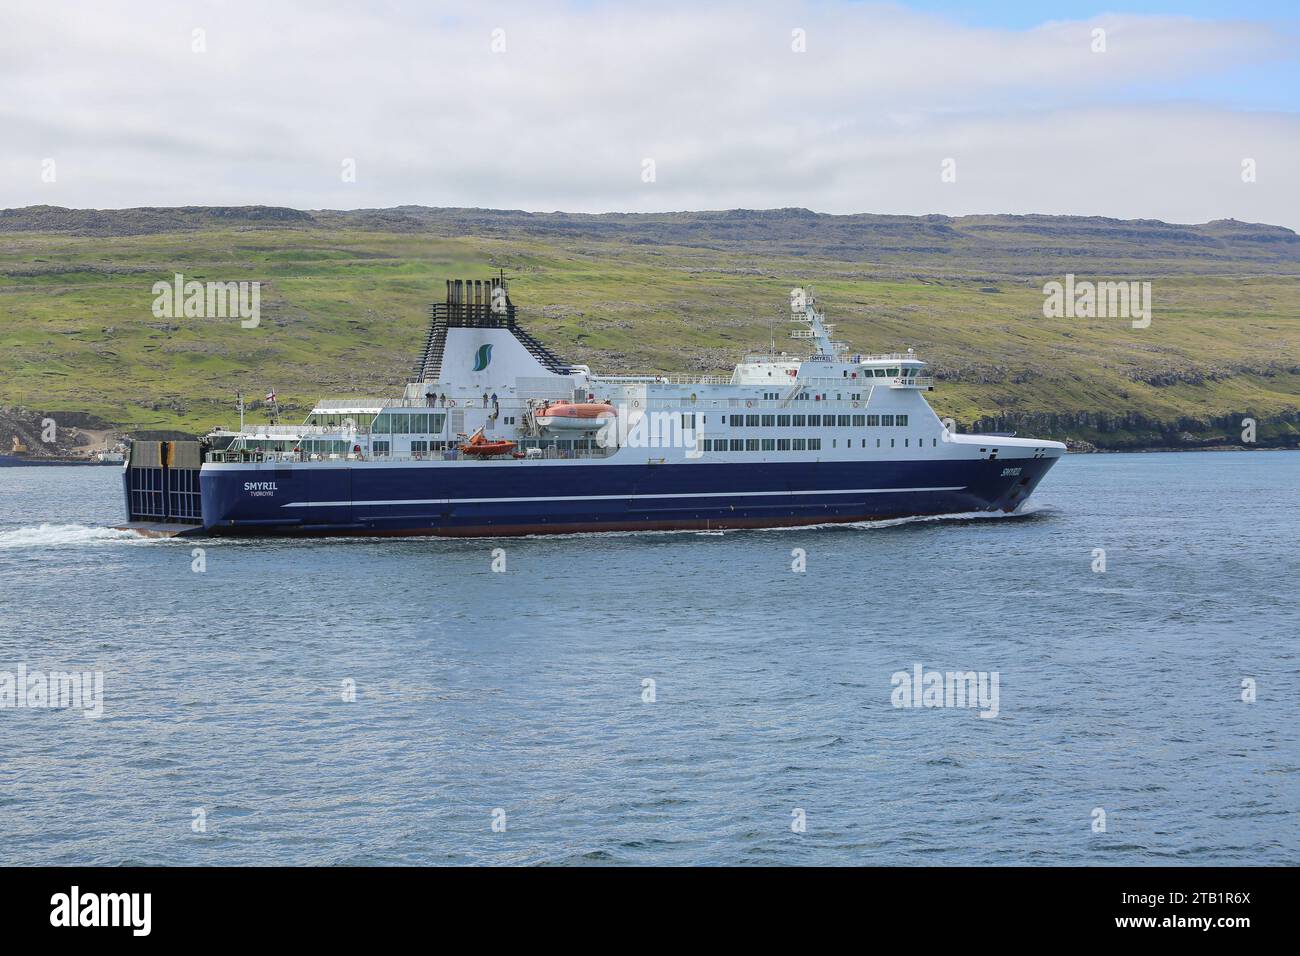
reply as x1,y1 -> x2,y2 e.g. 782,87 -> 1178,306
459,427 -> 516,458
534,399 -> 617,432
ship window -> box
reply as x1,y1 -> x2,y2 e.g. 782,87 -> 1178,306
832,439 -> 837,448
777,415 -> 791,427
837,415 -> 850,427
682,414 -> 695,428
411,441 -> 428,455
887,368 -> 900,377
867,415 -> 880,426
746,415 -> 759,426
881,415 -> 895,426
703,439 -> 715,451
761,415 -> 775,427
778,438 -> 791,450
762,439 -> 775,451
807,415 -> 821,426
745,439 -> 760,451
905,438 -> 909,447
730,439 -> 744,451
792,438 -> 806,450
897,415 -> 909,426
809,438 -> 821,450
876,439 -> 881,448
874,369 -> 886,377
852,415 -> 865,426
890,439 -> 895,448
792,415 -> 806,426
373,441 -> 390,457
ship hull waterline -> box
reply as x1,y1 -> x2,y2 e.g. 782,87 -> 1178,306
150,455 -> 1059,538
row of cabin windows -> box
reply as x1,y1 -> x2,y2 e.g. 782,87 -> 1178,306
782,392 -> 867,402
369,440 -> 456,457
702,437 -> 939,452
722,413 -> 908,427
370,412 -> 447,435
702,438 -> 823,452
752,390 -> 867,400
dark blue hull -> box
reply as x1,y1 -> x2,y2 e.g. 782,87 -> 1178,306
188,457 -> 1059,537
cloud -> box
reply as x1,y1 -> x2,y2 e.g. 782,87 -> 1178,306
1,0 -> 1297,227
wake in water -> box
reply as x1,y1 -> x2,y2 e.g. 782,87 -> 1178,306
825,500 -> 1055,532
503,502 -> 1056,542
0,524 -> 151,549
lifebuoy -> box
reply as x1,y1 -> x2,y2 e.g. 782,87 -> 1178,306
632,400 -> 641,408
745,400 -> 754,408
447,399 -> 456,407
852,401 -> 860,408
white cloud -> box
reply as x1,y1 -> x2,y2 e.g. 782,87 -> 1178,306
1,0 -> 1297,228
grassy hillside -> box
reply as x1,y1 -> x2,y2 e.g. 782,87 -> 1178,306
1,206 -> 1298,449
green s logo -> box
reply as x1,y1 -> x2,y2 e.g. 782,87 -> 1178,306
472,344 -> 493,372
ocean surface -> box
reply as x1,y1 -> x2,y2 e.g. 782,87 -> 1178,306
0,451 -> 1295,866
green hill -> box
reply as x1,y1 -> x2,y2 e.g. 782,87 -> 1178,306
2,205 -> 1298,449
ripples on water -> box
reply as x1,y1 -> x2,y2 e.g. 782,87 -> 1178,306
0,453 -> 1295,865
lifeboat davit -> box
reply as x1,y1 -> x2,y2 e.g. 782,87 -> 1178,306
534,399 -> 617,432
459,427 -> 516,458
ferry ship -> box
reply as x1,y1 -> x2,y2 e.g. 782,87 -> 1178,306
121,277 -> 1064,537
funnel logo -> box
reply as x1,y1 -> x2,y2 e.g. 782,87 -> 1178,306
472,344 -> 493,372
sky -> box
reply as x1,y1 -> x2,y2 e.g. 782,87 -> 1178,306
2,0 -> 1298,228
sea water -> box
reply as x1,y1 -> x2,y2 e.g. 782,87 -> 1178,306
0,451 -> 1295,865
